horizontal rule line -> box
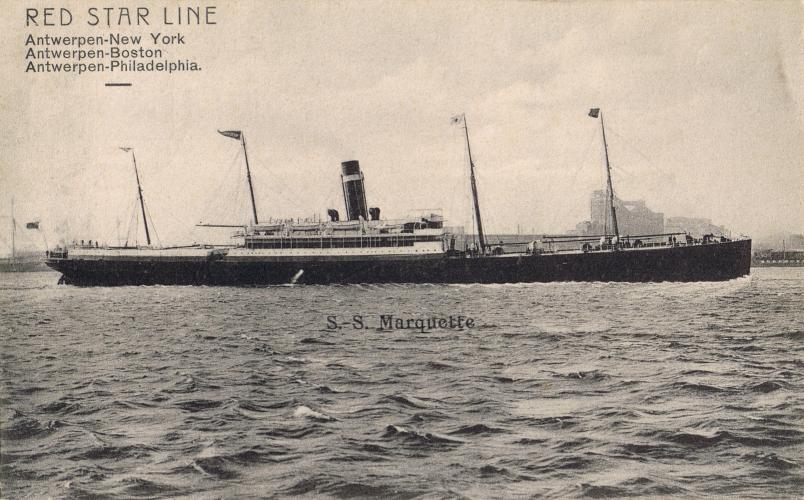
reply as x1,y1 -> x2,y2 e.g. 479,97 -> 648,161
105,82 -> 132,87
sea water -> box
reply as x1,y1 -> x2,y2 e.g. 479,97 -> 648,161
1,268 -> 801,498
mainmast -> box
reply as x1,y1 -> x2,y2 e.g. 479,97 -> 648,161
219,130 -> 259,225
589,108 -> 620,244
121,148 -> 151,246
454,114 -> 486,254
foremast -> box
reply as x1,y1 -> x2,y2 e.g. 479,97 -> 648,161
453,114 -> 486,255
589,108 -> 620,245
219,130 -> 259,225
121,147 -> 151,246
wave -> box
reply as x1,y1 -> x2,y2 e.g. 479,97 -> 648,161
555,369 -> 610,381
382,425 -> 464,446
380,394 -> 430,409
283,476 -> 426,498
11,386 -> 48,396
316,384 -> 347,394
173,399 -> 224,413
300,337 -> 336,345
742,451 -> 799,471
426,360 -> 456,370
770,329 -> 804,341
748,380 -> 788,393
257,427 -> 323,440
404,410 -> 452,424
667,381 -> 728,394
448,423 -> 507,435
640,427 -> 802,450
293,405 -> 336,422
1,414 -> 64,441
192,456 -> 239,480
70,444 -> 155,461
524,454 -> 595,473
580,483 -> 631,498
239,399 -> 297,412
119,477 -> 185,497
192,445 -> 294,482
580,479 -> 687,498
680,369 -> 718,376
618,442 -> 689,459
657,429 -> 731,448
160,375 -> 198,394
37,399 -> 83,415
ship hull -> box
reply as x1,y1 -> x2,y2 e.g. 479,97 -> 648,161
46,239 -> 752,286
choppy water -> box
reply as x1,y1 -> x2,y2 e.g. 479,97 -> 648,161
1,268 -> 802,499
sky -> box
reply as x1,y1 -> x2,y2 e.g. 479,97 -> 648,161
1,0 -> 802,251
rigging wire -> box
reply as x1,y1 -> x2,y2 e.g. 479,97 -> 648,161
201,145 -> 318,225
607,126 -> 675,179
199,146 -> 247,224
541,126 -> 601,232
604,125 -> 678,207
610,162 -> 637,179
122,196 -> 135,246
127,195 -> 139,246
143,201 -> 161,247
568,123 -> 602,184
255,156 -> 318,215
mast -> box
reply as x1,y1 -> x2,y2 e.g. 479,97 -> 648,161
590,109 -> 620,244
123,148 -> 151,246
241,133 -> 259,225
132,151 -> 152,246
601,112 -> 620,242
218,130 -> 258,225
11,198 -> 15,259
458,114 -> 486,254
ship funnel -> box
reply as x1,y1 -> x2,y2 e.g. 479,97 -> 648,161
341,160 -> 369,221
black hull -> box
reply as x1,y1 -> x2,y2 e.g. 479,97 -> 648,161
46,240 -> 752,286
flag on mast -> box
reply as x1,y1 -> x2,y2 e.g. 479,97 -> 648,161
25,222 -> 39,229
588,108 -> 600,118
120,147 -> 132,152
218,130 -> 242,140
450,114 -> 464,124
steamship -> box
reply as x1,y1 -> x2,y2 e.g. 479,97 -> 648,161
46,111 -> 751,285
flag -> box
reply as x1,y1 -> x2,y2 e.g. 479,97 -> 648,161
450,115 -> 463,124
218,130 -> 242,140
26,222 -> 39,229
119,147 -> 132,152
588,108 -> 600,118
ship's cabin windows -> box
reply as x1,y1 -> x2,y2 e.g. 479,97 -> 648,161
242,233 -> 440,249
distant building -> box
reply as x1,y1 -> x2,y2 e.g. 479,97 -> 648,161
753,249 -> 804,266
789,233 -> 804,250
589,190 -> 664,236
570,220 -> 591,236
568,191 -> 733,239
665,217 -> 727,238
